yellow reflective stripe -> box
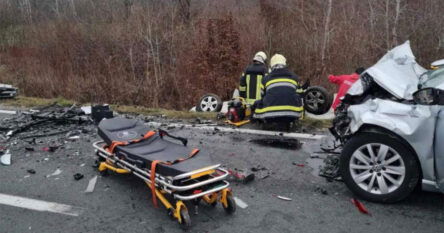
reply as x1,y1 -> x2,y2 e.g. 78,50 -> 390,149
296,88 -> 304,93
255,105 -> 304,113
246,74 -> 250,99
256,75 -> 263,100
246,99 -> 256,105
190,169 -> 215,179
239,86 -> 246,91
265,78 -> 298,87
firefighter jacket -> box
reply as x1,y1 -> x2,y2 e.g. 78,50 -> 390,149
253,67 -> 303,119
239,63 -> 268,105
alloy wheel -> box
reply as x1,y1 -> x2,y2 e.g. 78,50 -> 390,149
200,96 -> 219,112
349,143 -> 406,195
305,91 -> 325,111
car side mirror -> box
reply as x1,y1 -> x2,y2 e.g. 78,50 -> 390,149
413,88 -> 444,105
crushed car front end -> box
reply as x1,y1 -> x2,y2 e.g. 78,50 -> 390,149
329,41 -> 443,202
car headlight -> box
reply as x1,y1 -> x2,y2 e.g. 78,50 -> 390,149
360,73 -> 373,92
347,73 -> 373,96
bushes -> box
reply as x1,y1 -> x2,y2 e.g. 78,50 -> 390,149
0,0 -> 443,110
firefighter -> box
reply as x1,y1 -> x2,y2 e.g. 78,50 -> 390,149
253,54 -> 303,120
239,51 -> 268,105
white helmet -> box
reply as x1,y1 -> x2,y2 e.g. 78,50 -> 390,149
253,51 -> 267,64
431,59 -> 444,69
270,54 -> 286,68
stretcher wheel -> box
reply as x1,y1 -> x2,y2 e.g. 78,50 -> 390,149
167,208 -> 175,220
179,208 -> 192,230
223,195 -> 236,214
99,169 -> 109,176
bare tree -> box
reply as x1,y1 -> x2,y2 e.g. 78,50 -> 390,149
321,0 -> 333,74
391,0 -> 402,46
179,0 -> 191,23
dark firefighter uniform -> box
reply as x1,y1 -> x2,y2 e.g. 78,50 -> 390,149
239,63 -> 268,105
253,67 -> 304,119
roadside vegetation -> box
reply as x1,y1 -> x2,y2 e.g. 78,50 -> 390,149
1,0 -> 443,110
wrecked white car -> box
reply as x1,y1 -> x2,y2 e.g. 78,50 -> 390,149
0,83 -> 18,98
331,41 -> 444,203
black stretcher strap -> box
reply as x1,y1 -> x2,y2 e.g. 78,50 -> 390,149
158,129 -> 188,146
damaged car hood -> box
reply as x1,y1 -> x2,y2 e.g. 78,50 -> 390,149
365,41 -> 427,100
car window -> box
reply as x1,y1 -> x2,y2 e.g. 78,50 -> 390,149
421,68 -> 444,88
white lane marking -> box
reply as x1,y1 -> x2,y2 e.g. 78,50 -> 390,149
0,110 -> 17,115
0,193 -> 83,216
147,122 -> 324,140
84,175 -> 98,193
234,197 -> 248,209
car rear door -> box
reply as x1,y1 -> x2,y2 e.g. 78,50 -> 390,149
435,110 -> 444,191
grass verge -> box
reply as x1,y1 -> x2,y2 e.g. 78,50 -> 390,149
0,96 -> 75,107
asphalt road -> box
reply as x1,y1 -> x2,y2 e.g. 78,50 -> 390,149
0,112 -> 443,233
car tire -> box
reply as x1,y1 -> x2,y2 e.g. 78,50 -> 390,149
196,93 -> 223,112
340,132 -> 420,203
303,86 -> 333,115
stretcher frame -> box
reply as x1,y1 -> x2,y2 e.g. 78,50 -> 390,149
92,140 -> 236,229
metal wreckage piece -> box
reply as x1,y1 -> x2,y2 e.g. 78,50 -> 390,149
0,104 -> 92,141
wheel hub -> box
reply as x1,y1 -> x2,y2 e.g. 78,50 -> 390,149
372,164 -> 383,172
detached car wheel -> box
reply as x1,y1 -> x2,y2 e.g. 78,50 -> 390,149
303,86 -> 333,115
196,93 -> 222,112
340,132 -> 420,203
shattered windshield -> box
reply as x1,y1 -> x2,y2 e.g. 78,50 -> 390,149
420,68 -> 444,88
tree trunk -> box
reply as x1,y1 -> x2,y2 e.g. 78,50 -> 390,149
392,0 -> 401,46
320,0 -> 333,77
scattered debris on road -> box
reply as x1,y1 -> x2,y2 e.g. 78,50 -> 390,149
227,168 -> 255,184
42,146 -> 59,153
351,198 -> 371,215
314,186 -> 328,195
319,154 -> 341,181
27,169 -> 36,174
0,149 -> 11,165
233,197 -> 248,209
292,162 -> 305,167
91,105 -> 113,124
68,135 -> 80,141
250,165 -> 271,179
46,168 -> 62,178
85,175 -> 98,193
274,195 -> 292,201
73,173 -> 84,181
250,137 -> 302,150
